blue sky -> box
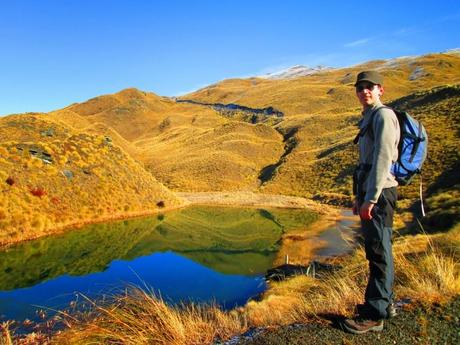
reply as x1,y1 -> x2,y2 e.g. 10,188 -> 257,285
1,0 -> 459,115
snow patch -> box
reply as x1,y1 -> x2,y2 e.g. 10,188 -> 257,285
258,65 -> 333,80
375,56 -> 418,70
444,48 -> 460,56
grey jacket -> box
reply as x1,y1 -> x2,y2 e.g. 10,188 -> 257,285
358,102 -> 400,203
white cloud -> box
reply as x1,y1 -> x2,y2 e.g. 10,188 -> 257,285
344,38 -> 370,48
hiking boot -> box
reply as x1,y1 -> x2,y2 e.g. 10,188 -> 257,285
342,318 -> 384,334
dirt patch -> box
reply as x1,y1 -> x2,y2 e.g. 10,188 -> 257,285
177,192 -> 336,214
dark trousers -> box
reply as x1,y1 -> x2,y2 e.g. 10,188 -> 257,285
359,187 -> 397,320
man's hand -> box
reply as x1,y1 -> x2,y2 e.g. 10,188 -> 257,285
359,201 -> 375,220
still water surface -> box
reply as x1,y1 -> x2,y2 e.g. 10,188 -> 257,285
0,206 -> 318,321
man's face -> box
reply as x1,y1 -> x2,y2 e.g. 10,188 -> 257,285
355,82 -> 384,108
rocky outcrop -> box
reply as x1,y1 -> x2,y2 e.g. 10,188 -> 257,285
176,99 -> 283,124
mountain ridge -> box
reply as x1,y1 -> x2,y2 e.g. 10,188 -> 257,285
1,50 -> 459,244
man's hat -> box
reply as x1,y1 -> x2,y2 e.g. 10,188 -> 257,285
354,71 -> 383,86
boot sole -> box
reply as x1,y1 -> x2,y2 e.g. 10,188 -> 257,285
342,322 -> 384,334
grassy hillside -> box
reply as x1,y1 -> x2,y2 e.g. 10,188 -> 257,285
0,113 -> 182,246
182,53 -> 460,116
55,88 -> 221,141
260,85 -> 460,209
42,52 -> 460,198
142,122 -> 283,191
52,88 -> 285,192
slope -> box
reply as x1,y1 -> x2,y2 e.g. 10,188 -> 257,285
0,113 -> 183,246
52,88 -> 285,192
260,84 -> 460,221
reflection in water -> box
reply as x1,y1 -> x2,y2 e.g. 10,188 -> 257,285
0,206 -> 318,321
315,209 -> 359,257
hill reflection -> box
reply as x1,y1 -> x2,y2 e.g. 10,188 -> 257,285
0,206 -> 318,291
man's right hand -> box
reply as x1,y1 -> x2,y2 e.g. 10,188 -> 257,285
359,201 -> 375,220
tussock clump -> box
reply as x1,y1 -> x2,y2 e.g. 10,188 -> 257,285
55,289 -> 246,345
393,230 -> 460,303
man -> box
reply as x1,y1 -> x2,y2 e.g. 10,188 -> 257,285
343,71 -> 400,334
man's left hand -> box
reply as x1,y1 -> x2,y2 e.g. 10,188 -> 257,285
359,201 -> 375,220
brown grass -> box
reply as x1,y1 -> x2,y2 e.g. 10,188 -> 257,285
1,224 -> 457,344
54,289 -> 246,345
393,226 -> 460,303
30,226 -> 457,345
0,322 -> 13,345
244,228 -> 460,326
0,113 -> 183,247
43,53 -> 460,198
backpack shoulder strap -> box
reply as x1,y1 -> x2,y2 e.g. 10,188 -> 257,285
353,106 -> 390,144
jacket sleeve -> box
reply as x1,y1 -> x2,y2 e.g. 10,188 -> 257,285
365,108 -> 399,203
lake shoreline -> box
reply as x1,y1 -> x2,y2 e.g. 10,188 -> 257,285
1,191 -> 338,249
177,191 -> 347,267
0,193 -> 342,338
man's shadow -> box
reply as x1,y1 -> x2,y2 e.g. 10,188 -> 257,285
317,313 -> 346,331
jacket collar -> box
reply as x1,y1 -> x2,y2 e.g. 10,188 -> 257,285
362,101 -> 384,117
358,101 -> 384,129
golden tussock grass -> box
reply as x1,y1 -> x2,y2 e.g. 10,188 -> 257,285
0,113 -> 183,247
54,289 -> 246,345
393,226 -> 460,303
41,54 -> 460,199
183,53 -> 460,116
38,226 -> 458,345
0,322 -> 13,345
244,229 -> 459,328
1,225 -> 457,344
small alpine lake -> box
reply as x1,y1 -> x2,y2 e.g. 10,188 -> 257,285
0,205 -> 339,323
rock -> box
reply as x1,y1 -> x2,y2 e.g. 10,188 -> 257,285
17,144 -> 53,164
39,152 -> 53,164
265,261 -> 342,281
104,136 -> 112,146
40,128 -> 55,137
409,66 -> 430,81
266,264 -> 312,281
341,73 -> 354,84
61,170 -> 74,180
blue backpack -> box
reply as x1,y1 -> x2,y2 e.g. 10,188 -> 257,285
354,106 -> 428,186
